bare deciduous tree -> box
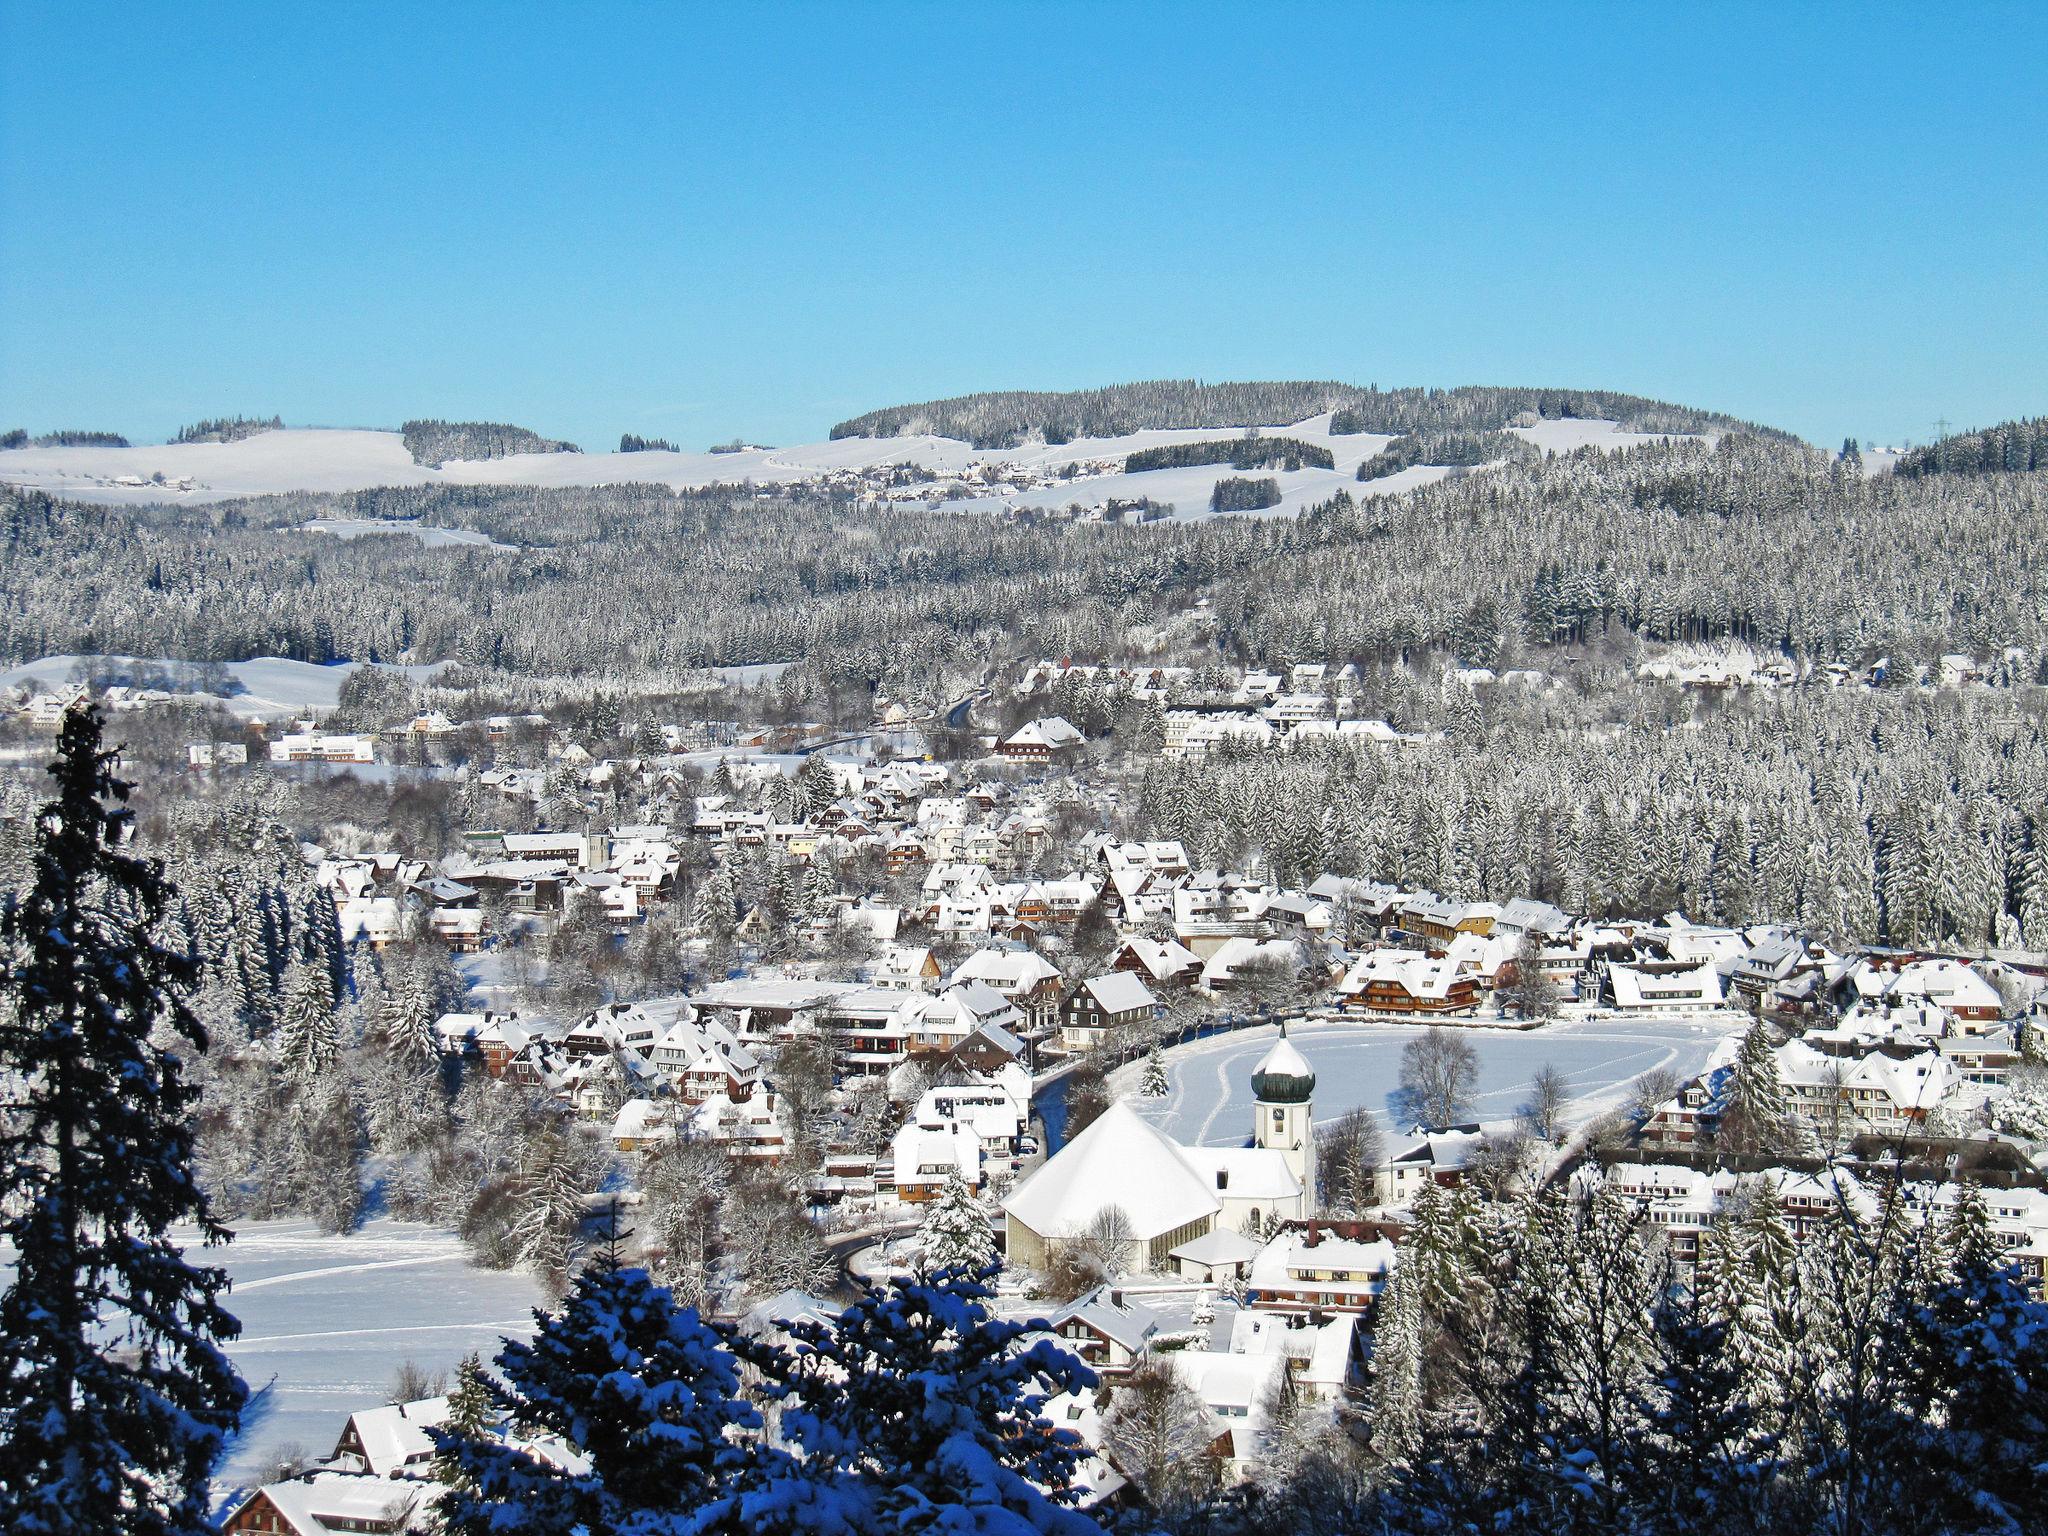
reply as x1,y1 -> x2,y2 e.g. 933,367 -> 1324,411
1398,1026 -> 1479,1128
1519,1063 -> 1572,1143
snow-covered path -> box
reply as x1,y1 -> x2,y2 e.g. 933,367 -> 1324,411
1124,1013 -> 1744,1146
193,1218 -> 543,1493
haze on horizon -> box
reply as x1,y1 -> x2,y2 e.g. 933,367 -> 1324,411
1,0 -> 2043,452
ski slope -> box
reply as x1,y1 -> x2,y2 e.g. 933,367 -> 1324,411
1119,1013 -> 1745,1147
201,1218 -> 542,1493
0,415 -> 1707,516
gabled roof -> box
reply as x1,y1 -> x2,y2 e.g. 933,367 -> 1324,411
1004,1100 -> 1221,1241
1078,972 -> 1159,1016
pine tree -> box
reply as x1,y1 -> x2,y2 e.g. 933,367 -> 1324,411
434,1247 -> 765,1536
739,1266 -> 1098,1535
920,1170 -> 996,1271
511,1128 -> 600,1292
381,962 -> 441,1068
1717,1022 -> 1797,1154
1363,1258 -> 1424,1468
272,954 -> 341,1084
0,705 -> 248,1536
1139,1045 -> 1169,1097
432,1352 -> 495,1496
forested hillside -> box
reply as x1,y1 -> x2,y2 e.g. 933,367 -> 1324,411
831,379 -> 1790,447
4,434 -> 2039,681
1893,416 -> 2048,478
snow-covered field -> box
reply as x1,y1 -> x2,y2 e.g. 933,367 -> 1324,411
0,654 -> 448,719
1,415 -> 1705,515
200,1218 -> 542,1493
299,517 -> 516,551
1123,1013 -> 1745,1147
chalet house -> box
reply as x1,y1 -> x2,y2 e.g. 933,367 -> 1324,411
1335,950 -> 1480,1016
1041,1286 -> 1166,1378
223,1473 -> 428,1536
1114,936 -> 1202,988
907,980 -> 1024,1056
611,1097 -> 675,1154
874,943 -> 942,990
1641,1079 -> 1719,1146
949,946 -> 1067,1032
889,1120 -> 984,1202
1245,1222 -> 1400,1313
329,1395 -> 449,1477
1608,961 -> 1724,1014
1397,896 -> 1500,945
1060,972 -> 1163,1052
998,715 -> 1084,761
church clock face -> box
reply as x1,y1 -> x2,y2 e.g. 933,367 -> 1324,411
1272,1108 -> 1286,1128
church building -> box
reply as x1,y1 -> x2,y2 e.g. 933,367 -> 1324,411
1003,1028 -> 1318,1273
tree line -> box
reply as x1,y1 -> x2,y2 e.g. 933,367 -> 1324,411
1354,429 -> 1538,480
830,379 -> 1784,447
174,415 -> 284,444
1892,415 -> 2048,478
1125,435 -> 1336,473
401,419 -> 580,467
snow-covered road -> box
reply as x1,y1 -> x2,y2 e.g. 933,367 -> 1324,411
1122,1013 -> 1744,1147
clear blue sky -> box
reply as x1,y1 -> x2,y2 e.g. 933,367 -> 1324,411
2,1 -> 2043,451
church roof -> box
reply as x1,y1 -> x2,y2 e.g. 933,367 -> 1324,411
1004,1100 -> 1221,1242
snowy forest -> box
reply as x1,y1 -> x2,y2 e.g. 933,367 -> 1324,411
6,434 -> 2048,675
829,380 -> 1784,447
399,420 -> 581,467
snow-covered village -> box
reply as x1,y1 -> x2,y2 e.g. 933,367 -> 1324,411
8,9 -> 2048,1536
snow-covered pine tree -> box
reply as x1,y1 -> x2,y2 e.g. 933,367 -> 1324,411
1139,1045 -> 1169,1097
272,953 -> 342,1084
432,1352 -> 495,1497
0,705 -> 248,1536
1717,1022 -> 1797,1154
381,962 -> 440,1070
920,1169 -> 996,1271
740,1266 -> 1098,1535
1363,1257 -> 1424,1467
434,1246 -> 765,1536
1893,1183 -> 2048,1531
511,1127 -> 602,1292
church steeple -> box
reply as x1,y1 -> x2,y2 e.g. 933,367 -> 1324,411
1252,1023 -> 1316,1212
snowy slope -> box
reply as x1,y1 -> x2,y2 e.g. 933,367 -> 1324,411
0,655 -> 448,719
1,414 -> 1706,514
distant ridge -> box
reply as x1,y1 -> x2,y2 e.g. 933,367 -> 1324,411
830,379 -> 1794,448
1891,416 -> 2048,478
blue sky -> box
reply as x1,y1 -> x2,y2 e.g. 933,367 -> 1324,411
2,2 -> 2043,450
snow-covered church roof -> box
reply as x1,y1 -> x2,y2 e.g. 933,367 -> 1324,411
1004,1100 -> 1221,1242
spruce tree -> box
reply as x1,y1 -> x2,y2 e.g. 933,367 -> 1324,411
739,1266 -> 1098,1535
920,1169 -> 996,1271
434,1246 -> 764,1536
0,705 -> 248,1536
1139,1045 -> 1169,1097
1717,1022 -> 1796,1154
1363,1259 -> 1424,1468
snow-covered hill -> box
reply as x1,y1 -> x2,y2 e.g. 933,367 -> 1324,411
0,415 -> 1709,517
